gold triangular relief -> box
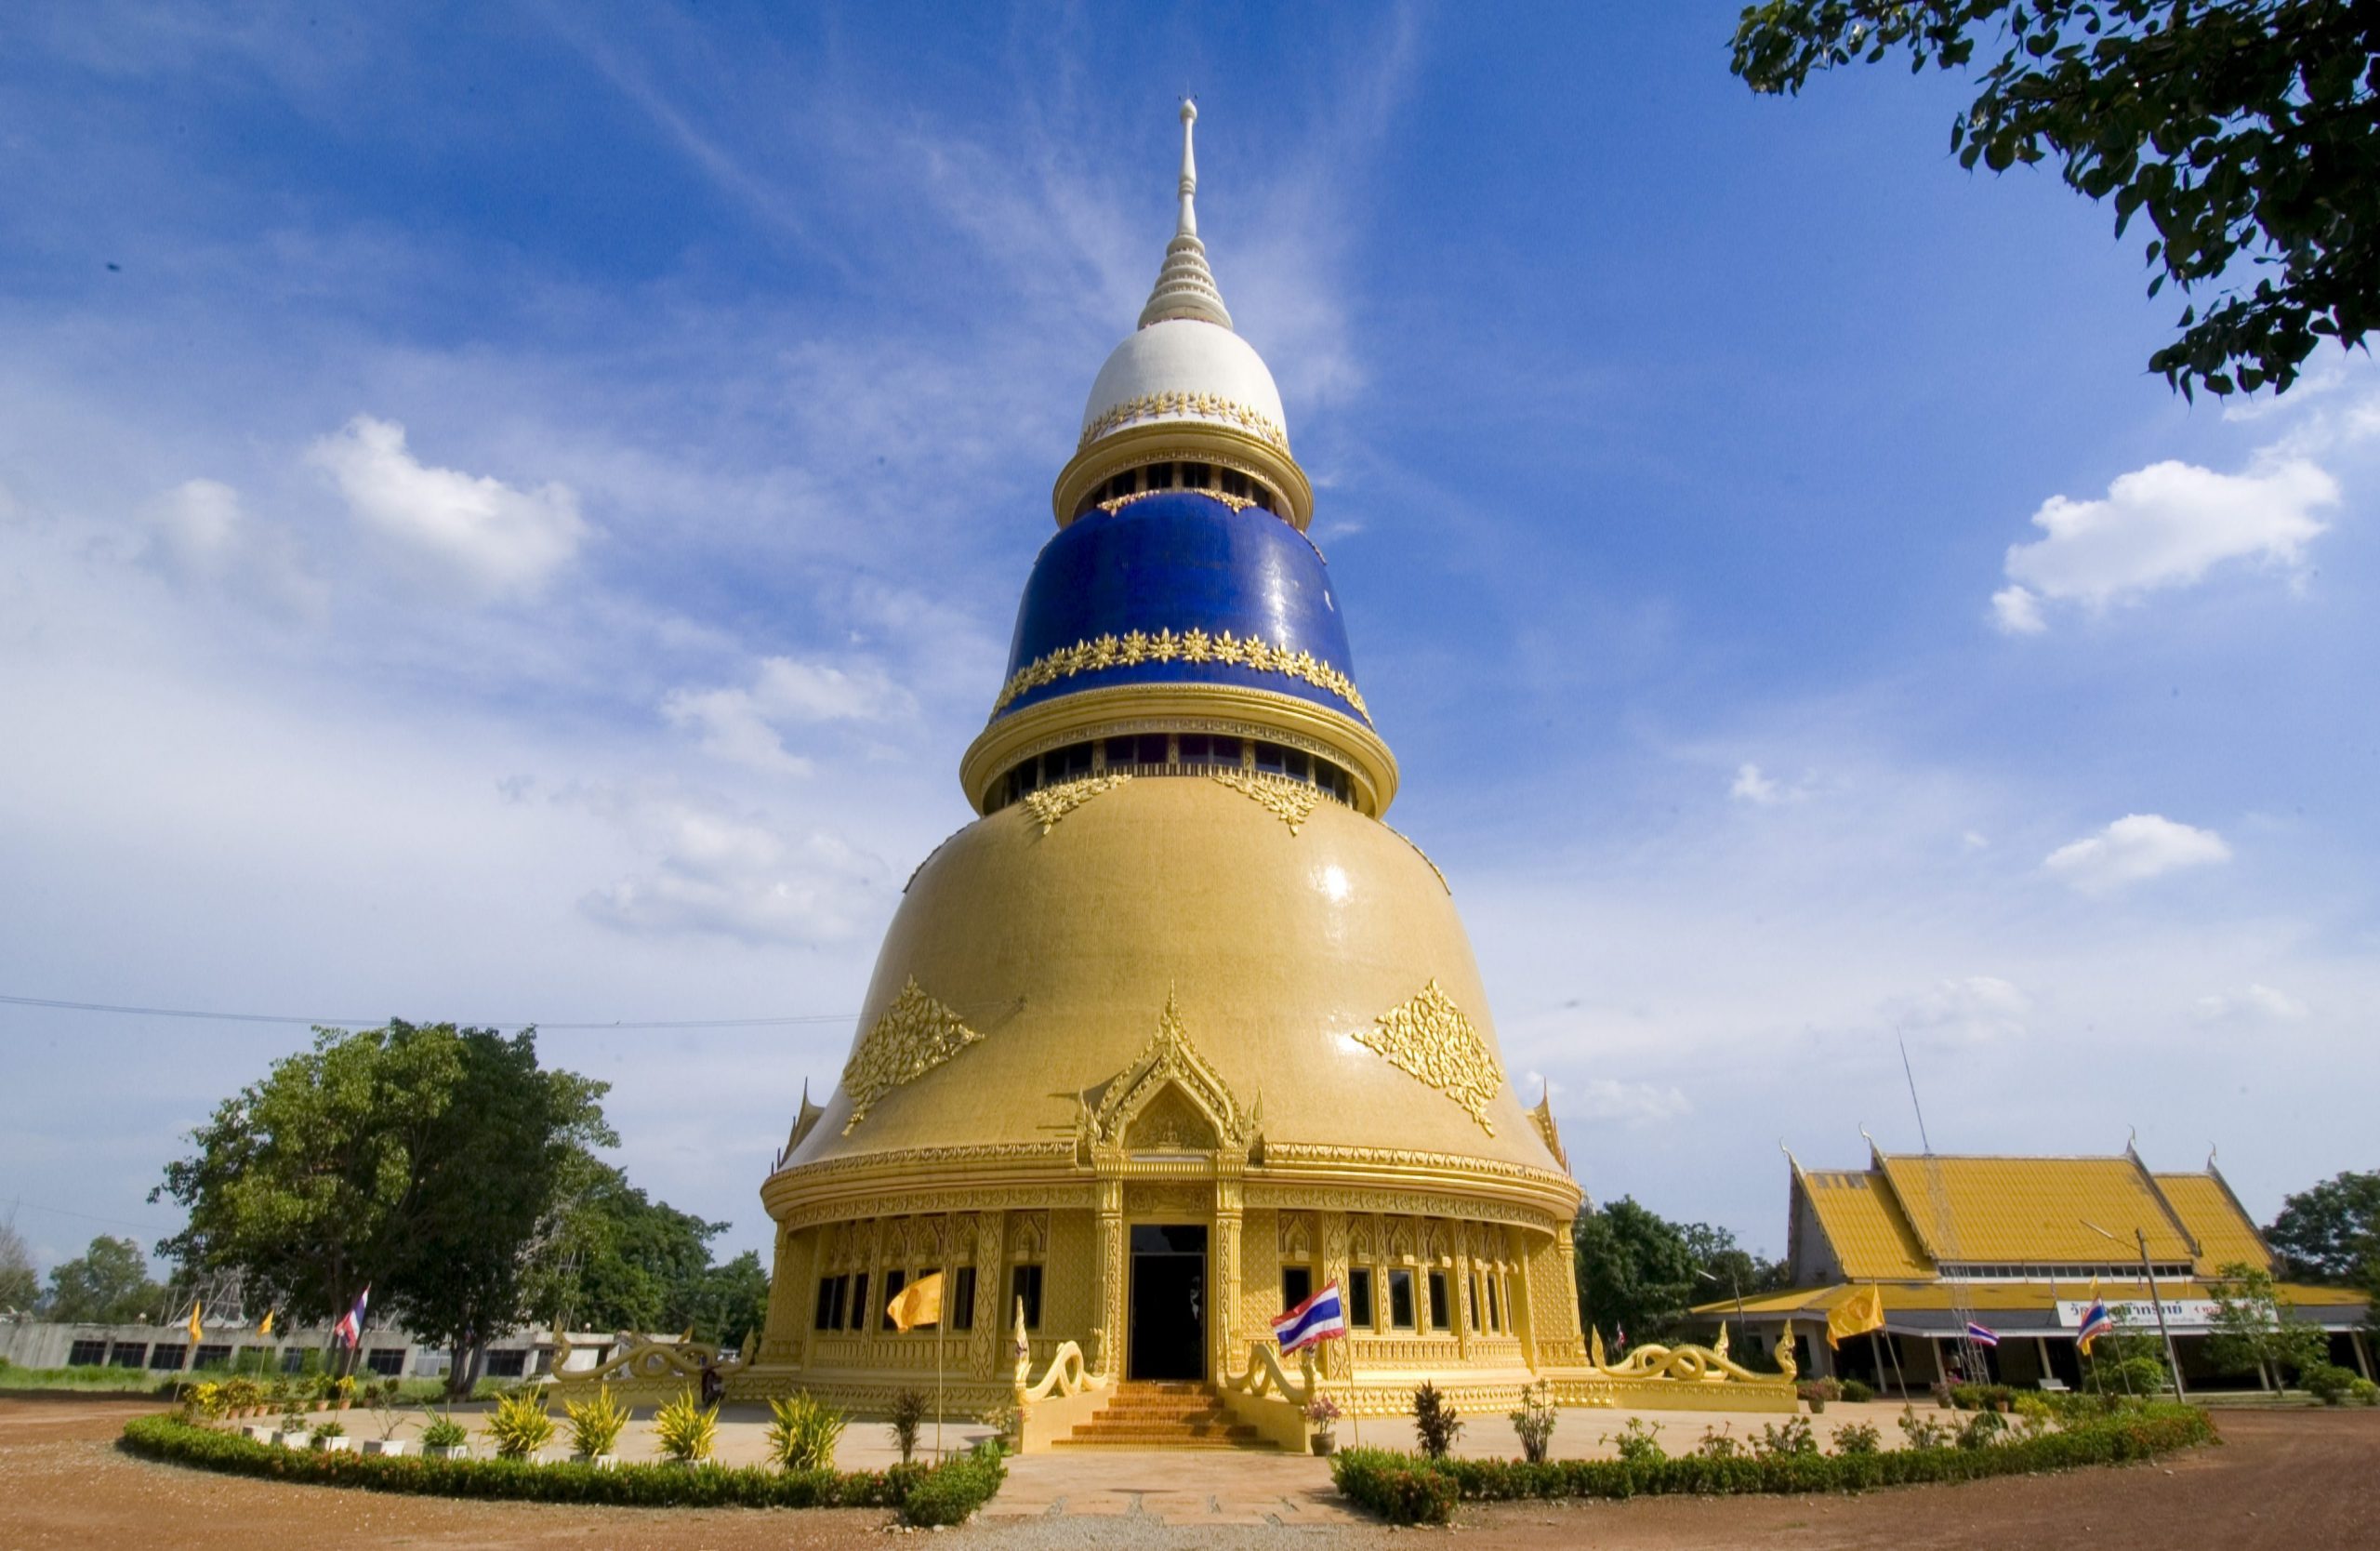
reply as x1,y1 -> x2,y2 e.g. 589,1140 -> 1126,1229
1209,769 -> 1322,834
1355,979 -> 1505,1133
1022,773 -> 1131,834
840,977 -> 982,1133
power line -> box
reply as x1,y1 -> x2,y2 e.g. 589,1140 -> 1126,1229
6,1197 -> 181,1235
0,993 -> 856,1031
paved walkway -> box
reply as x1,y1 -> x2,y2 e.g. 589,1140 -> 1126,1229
985,1447 -> 1353,1528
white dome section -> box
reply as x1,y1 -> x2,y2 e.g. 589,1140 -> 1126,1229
1078,320 -> 1289,452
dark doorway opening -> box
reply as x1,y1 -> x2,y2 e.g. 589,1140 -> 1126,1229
1129,1224 -> 1207,1381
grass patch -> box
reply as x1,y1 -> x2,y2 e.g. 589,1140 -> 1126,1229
1330,1403 -> 2218,1525
119,1413 -> 1004,1524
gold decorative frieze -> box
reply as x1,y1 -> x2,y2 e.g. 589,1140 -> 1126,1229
1079,390 -> 1289,451
1355,980 -> 1506,1134
1209,769 -> 1323,833
1021,773 -> 1131,834
839,977 -> 983,1133
1081,989 -> 1257,1155
990,628 -> 1371,725
1097,485 -> 1256,515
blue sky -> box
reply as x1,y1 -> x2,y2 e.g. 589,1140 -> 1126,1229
3,2 -> 2373,1280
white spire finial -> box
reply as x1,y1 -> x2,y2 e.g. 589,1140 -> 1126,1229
1176,99 -> 1199,239
1138,99 -> 1233,330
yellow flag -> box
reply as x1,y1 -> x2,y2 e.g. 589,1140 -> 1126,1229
188,1302 -> 203,1342
1826,1285 -> 1885,1349
887,1272 -> 945,1332
258,1310 -> 273,1336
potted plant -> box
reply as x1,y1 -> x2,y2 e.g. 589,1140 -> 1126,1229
487,1389 -> 557,1461
420,1412 -> 471,1460
652,1387 -> 719,1466
361,1389 -> 411,1456
309,1419 -> 351,1453
1302,1394 -> 1342,1455
563,1385 -> 629,1469
272,1404 -> 311,1450
331,1373 -> 357,1412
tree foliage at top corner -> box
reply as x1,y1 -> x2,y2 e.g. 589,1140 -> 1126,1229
1730,1 -> 2379,399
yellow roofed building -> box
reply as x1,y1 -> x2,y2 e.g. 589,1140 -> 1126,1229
1692,1141 -> 2372,1394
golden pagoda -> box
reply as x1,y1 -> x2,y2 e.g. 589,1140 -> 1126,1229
742,104 -> 1596,1426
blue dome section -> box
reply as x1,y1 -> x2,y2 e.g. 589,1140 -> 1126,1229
994,490 -> 1366,725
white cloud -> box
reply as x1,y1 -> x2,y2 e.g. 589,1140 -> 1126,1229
1730,762 -> 1781,804
2043,814 -> 2231,895
1990,584 -> 2046,636
1995,458 -> 2334,627
1887,975 -> 2031,1044
143,478 -> 324,616
1571,1079 -> 1690,1126
308,416 -> 588,601
2194,983 -> 2309,1025
574,785 -> 885,947
661,656 -> 913,775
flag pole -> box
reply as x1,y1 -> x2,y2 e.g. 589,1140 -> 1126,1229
935,1313 -> 945,1463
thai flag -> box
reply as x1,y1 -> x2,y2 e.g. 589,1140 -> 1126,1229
333,1286 -> 370,1348
1965,1321 -> 2000,1348
2076,1298 -> 2113,1354
1273,1280 -> 1347,1355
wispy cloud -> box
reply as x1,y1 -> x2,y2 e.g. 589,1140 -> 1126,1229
2042,814 -> 2231,895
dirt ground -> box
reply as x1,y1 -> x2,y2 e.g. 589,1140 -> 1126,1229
4,1395 -> 2374,1550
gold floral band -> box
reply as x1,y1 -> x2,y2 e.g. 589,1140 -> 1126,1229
1079,390 -> 1289,451
990,627 -> 1371,725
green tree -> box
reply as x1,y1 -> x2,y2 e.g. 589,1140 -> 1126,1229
2206,1260 -> 2329,1390
155,1024 -> 469,1359
1682,1222 -> 1792,1307
1574,1198 -> 1699,1346
524,1162 -> 726,1336
42,1235 -> 163,1324
1730,1 -> 2380,398
0,1216 -> 37,1315
2267,1170 -> 2380,1292
682,1250 -> 771,1352
379,1030 -> 615,1397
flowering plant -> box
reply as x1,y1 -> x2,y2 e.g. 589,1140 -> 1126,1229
1302,1394 -> 1342,1425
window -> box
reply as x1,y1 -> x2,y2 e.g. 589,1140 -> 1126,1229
1427,1272 -> 1452,1332
814,1274 -> 842,1332
849,1273 -> 870,1332
68,1339 -> 107,1366
282,1348 -> 309,1374
1281,1266 -> 1312,1313
365,1348 -> 405,1377
1178,733 -> 1210,762
1387,1269 -> 1416,1330
111,1344 -> 148,1369
192,1344 -> 232,1371
1487,1275 -> 1501,1332
148,1344 -> 187,1371
1012,1264 -> 1044,1331
882,1268 -> 908,1331
1347,1269 -> 1374,1329
483,1349 -> 527,1378
234,1346 -> 277,1374
1211,735 -> 1241,763
952,1266 -> 977,1332
1467,1274 -> 1481,1332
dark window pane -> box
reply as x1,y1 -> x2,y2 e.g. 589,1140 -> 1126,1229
813,1277 -> 836,1331
1106,737 -> 1137,768
953,1266 -> 977,1332
1012,1265 -> 1044,1330
1281,1266 -> 1312,1313
850,1273 -> 870,1331
484,1349 -> 527,1378
69,1340 -> 106,1366
882,1269 -> 907,1330
1184,462 -> 1210,488
1468,1275 -> 1481,1331
365,1348 -> 404,1377
1253,740 -> 1287,773
192,1345 -> 233,1371
1387,1269 -> 1415,1330
1428,1272 -> 1452,1331
1487,1277 -> 1501,1332
1211,736 -> 1241,762
1178,734 -> 1209,762
148,1344 -> 186,1371
1348,1268 -> 1373,1328
111,1345 -> 147,1369
1138,734 -> 1169,765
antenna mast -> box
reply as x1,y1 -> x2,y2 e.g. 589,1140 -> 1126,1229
1898,1031 -> 1988,1389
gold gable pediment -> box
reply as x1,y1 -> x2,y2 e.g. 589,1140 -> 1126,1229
1079,989 -> 1257,1160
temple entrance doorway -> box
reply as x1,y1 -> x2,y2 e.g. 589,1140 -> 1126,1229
1128,1223 -> 1208,1381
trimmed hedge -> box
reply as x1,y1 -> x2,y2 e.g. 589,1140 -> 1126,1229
119,1415 -> 1004,1523
1330,1404 -> 2217,1525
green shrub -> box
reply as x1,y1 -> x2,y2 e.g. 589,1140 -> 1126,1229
1947,1383 -> 2015,1412
419,1412 -> 469,1451
1606,1416 -> 1665,1465
1957,1410 -> 2007,1450
766,1392 -> 846,1472
1694,1425 -> 1740,1459
1830,1421 -> 1881,1455
115,1414 -> 998,1517
2301,1362 -> 2356,1406
2349,1377 -> 2379,1407
1897,1405 -> 1952,1450
1509,1380 -> 1556,1464
308,1420 -> 346,1449
486,1391 -> 555,1460
1328,1405 -> 2217,1523
1411,1382 -> 1463,1459
1840,1378 -> 1875,1403
889,1388 -> 927,1465
653,1388 -> 718,1465
1795,1378 -> 1841,1407
1753,1416 -> 1817,1458
562,1386 -> 628,1460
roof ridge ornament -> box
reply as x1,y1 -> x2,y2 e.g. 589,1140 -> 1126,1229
1137,99 -> 1235,331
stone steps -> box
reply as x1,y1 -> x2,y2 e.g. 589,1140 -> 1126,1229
1052,1381 -> 1279,1451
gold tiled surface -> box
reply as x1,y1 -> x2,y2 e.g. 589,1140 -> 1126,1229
1800,1170 -> 1931,1279
2155,1173 -> 2273,1274
1876,1155 -> 2196,1266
